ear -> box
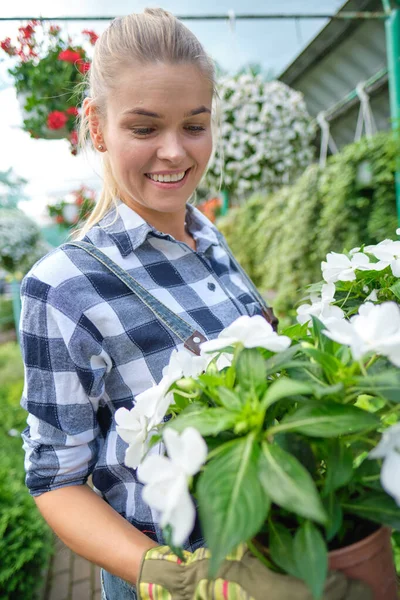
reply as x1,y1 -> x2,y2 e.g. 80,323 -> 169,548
83,97 -> 106,150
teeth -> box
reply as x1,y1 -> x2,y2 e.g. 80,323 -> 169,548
147,171 -> 186,183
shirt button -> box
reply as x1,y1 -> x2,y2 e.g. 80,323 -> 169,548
208,282 -> 216,291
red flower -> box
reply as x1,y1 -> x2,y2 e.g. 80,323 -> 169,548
66,106 -> 79,117
75,195 -> 84,206
56,215 -> 64,224
77,60 -> 91,74
58,49 -> 81,63
47,110 -> 68,130
18,24 -> 35,40
82,29 -> 99,45
0,37 -> 16,56
49,25 -> 61,35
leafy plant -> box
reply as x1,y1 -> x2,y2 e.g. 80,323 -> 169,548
114,228 -> 400,598
0,21 -> 97,153
0,344 -> 53,599
47,185 -> 97,229
0,209 -> 50,277
218,132 -> 399,315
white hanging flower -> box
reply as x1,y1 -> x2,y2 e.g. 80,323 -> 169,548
323,302 -> 400,366
369,423 -> 400,505
138,427 -> 207,546
297,282 -> 345,327
364,239 -> 400,277
200,315 -> 291,354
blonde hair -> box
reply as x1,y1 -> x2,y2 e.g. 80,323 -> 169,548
77,7 -> 218,237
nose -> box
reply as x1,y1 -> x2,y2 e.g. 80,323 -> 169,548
156,130 -> 186,164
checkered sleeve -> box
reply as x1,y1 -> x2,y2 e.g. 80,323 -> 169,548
19,273 -> 109,496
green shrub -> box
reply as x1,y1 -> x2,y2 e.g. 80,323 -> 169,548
218,132 -> 399,315
0,344 -> 53,599
0,297 -> 14,332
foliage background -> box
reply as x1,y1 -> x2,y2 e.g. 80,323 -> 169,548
218,132 -> 399,315
0,343 -> 53,599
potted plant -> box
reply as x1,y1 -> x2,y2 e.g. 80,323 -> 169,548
0,22 -> 97,154
114,230 -> 400,599
47,185 -> 96,230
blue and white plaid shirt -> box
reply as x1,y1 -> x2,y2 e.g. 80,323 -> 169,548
20,201 -> 263,550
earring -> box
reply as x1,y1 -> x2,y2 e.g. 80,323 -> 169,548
97,144 -> 104,151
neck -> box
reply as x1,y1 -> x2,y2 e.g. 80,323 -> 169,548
121,198 -> 194,247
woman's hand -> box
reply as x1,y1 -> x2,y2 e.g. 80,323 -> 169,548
138,544 -> 372,600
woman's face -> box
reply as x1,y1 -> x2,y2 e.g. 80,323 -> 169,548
101,62 -> 213,219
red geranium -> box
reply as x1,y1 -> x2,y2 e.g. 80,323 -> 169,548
77,60 -> 91,74
18,24 -> 35,40
0,37 -> 16,56
58,49 -> 81,63
55,215 -> 64,224
66,106 -> 79,116
47,110 -> 68,130
69,129 -> 79,145
82,29 -> 99,45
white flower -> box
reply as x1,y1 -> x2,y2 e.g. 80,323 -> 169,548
138,427 -> 207,545
321,252 -> 374,283
162,349 -> 209,382
115,407 -> 152,469
369,423 -> 400,505
364,239 -> 400,277
365,289 -> 378,302
323,302 -> 400,366
200,315 -> 291,354
134,377 -> 174,424
297,282 -> 344,326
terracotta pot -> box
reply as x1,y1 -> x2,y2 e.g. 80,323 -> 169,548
328,526 -> 398,600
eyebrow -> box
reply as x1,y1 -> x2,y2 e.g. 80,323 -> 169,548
122,105 -> 211,119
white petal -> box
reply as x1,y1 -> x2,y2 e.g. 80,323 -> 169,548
168,486 -> 196,546
163,427 -> 208,476
321,282 -> 335,301
369,424 -> 400,459
391,259 -> 400,278
124,439 -> 146,469
137,454 -> 179,485
380,451 -> 400,506
200,337 -> 237,353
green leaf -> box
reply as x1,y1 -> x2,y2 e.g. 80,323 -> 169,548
259,442 -> 327,524
279,402 -> 379,437
300,347 -> 342,376
198,434 -> 270,575
390,280 -> 400,301
281,322 -> 309,340
264,345 -> 301,377
294,521 -> 328,600
311,315 -> 334,354
217,387 -> 243,411
269,521 -> 299,578
323,494 -> 343,542
261,377 -> 313,411
342,492 -> 400,530
236,348 -> 266,397
323,440 -> 353,495
353,371 -> 400,403
168,405 -> 237,436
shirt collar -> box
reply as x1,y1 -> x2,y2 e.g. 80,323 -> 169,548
97,199 -> 220,257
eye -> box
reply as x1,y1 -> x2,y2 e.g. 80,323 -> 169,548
185,125 -> 206,134
131,127 -> 155,136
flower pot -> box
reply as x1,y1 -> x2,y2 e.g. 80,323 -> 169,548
328,526 -> 398,600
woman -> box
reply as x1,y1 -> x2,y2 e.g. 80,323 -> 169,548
19,9 -> 369,600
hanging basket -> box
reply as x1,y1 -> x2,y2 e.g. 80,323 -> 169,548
17,92 -> 70,140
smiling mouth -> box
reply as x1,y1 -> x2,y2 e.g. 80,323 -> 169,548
145,168 -> 190,183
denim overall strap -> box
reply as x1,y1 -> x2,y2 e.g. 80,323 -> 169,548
216,234 -> 279,331
64,241 -> 207,356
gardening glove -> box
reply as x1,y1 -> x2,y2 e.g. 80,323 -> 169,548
137,544 -> 373,600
